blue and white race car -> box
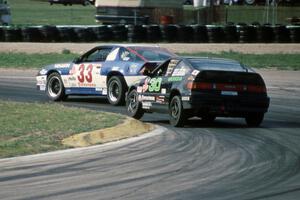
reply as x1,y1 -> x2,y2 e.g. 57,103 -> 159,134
36,44 -> 176,105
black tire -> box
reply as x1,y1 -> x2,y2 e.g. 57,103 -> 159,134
126,89 -> 144,119
201,115 -> 216,123
169,95 -> 186,127
107,76 -> 127,106
245,113 -> 264,127
46,72 -> 66,101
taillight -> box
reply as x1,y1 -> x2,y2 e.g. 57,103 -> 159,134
186,82 -> 212,90
247,85 -> 267,93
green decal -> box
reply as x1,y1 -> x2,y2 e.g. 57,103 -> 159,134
168,76 -> 183,82
149,78 -> 162,92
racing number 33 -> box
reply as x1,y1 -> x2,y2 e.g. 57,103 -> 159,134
78,64 -> 93,83
149,78 -> 162,92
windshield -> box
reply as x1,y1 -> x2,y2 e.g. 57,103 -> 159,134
189,58 -> 245,72
128,47 -> 177,62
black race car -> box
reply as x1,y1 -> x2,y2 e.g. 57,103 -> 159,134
126,57 -> 270,127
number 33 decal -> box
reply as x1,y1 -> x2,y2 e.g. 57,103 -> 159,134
78,64 -> 93,83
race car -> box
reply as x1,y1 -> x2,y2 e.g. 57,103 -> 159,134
126,57 -> 270,127
36,44 -> 176,105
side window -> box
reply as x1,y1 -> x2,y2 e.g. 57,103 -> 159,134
84,48 -> 112,62
119,48 -> 142,62
171,61 -> 190,77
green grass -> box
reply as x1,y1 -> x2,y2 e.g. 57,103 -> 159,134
0,51 -> 299,70
0,52 -> 78,69
180,51 -> 300,70
8,0 -> 97,26
0,100 -> 124,158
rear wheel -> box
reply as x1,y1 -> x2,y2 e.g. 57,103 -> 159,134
126,89 -> 144,119
245,113 -> 264,127
169,95 -> 186,127
107,76 -> 126,106
46,72 -> 66,101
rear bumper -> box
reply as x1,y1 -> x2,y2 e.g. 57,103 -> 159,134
182,92 -> 270,117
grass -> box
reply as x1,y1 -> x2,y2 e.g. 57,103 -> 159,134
179,51 -> 300,70
0,52 -> 78,69
0,100 -> 124,158
8,0 -> 97,26
1,51 -> 299,70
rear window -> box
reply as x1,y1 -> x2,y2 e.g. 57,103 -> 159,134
189,59 -> 245,72
129,47 -> 177,62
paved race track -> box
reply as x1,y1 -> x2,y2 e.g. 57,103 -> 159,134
0,69 -> 300,200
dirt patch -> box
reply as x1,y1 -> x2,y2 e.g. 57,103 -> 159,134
0,43 -> 299,54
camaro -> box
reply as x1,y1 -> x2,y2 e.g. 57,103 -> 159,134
126,57 -> 270,127
36,44 -> 176,105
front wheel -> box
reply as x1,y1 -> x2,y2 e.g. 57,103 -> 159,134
107,76 -> 126,106
46,72 -> 66,101
245,113 -> 264,127
126,89 -> 144,119
169,95 -> 186,127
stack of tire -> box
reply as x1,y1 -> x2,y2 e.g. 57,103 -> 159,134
273,25 -> 290,43
22,27 -> 43,42
93,26 -> 113,41
110,25 -> 128,41
207,26 -> 225,43
0,27 -> 5,42
39,26 -> 60,42
224,25 -> 239,43
192,25 -> 208,43
177,25 -> 194,43
58,27 -> 78,42
74,27 -> 97,42
289,26 -> 300,43
145,25 -> 162,42
238,24 -> 257,43
161,25 -> 178,42
257,24 -> 274,43
3,27 -> 22,42
127,25 -> 147,42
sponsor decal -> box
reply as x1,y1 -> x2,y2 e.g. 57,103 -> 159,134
182,96 -> 190,101
172,68 -> 186,76
78,83 -> 96,87
39,69 -> 48,75
112,66 -> 120,71
142,78 -> 150,92
161,88 -> 166,94
129,64 -> 138,74
68,77 -> 76,81
148,77 -> 162,92
137,86 -> 143,93
142,95 -> 155,101
95,87 -> 102,91
168,76 -> 183,82
69,66 -> 76,75
142,102 -> 152,109
102,88 -> 107,95
156,96 -> 165,103
191,70 -> 200,76
54,63 -> 70,69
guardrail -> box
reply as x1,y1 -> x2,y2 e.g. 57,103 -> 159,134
0,24 -> 299,43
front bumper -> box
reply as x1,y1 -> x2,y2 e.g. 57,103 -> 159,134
36,75 -> 47,91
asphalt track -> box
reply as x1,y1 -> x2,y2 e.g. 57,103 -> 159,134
0,69 -> 300,200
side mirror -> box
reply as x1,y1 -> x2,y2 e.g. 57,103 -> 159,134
73,57 -> 81,64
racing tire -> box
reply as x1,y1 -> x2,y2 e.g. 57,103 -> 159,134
126,89 -> 144,119
107,76 -> 127,106
201,115 -> 216,123
245,113 -> 264,127
169,95 -> 186,127
46,72 -> 67,101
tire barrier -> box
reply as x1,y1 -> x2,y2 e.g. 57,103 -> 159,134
257,25 -> 275,43
145,25 -> 162,42
127,25 -> 147,42
177,25 -> 194,43
0,27 -> 5,42
192,25 -> 208,43
110,25 -> 128,42
238,25 -> 257,43
289,26 -> 300,43
22,27 -> 43,42
0,25 -> 299,43
4,27 -> 22,42
161,25 -> 178,42
207,26 -> 225,43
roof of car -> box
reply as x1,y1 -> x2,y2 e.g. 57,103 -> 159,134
183,57 -> 240,64
97,44 -> 161,48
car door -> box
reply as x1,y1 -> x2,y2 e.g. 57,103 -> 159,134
68,47 -> 113,95
141,59 -> 181,112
